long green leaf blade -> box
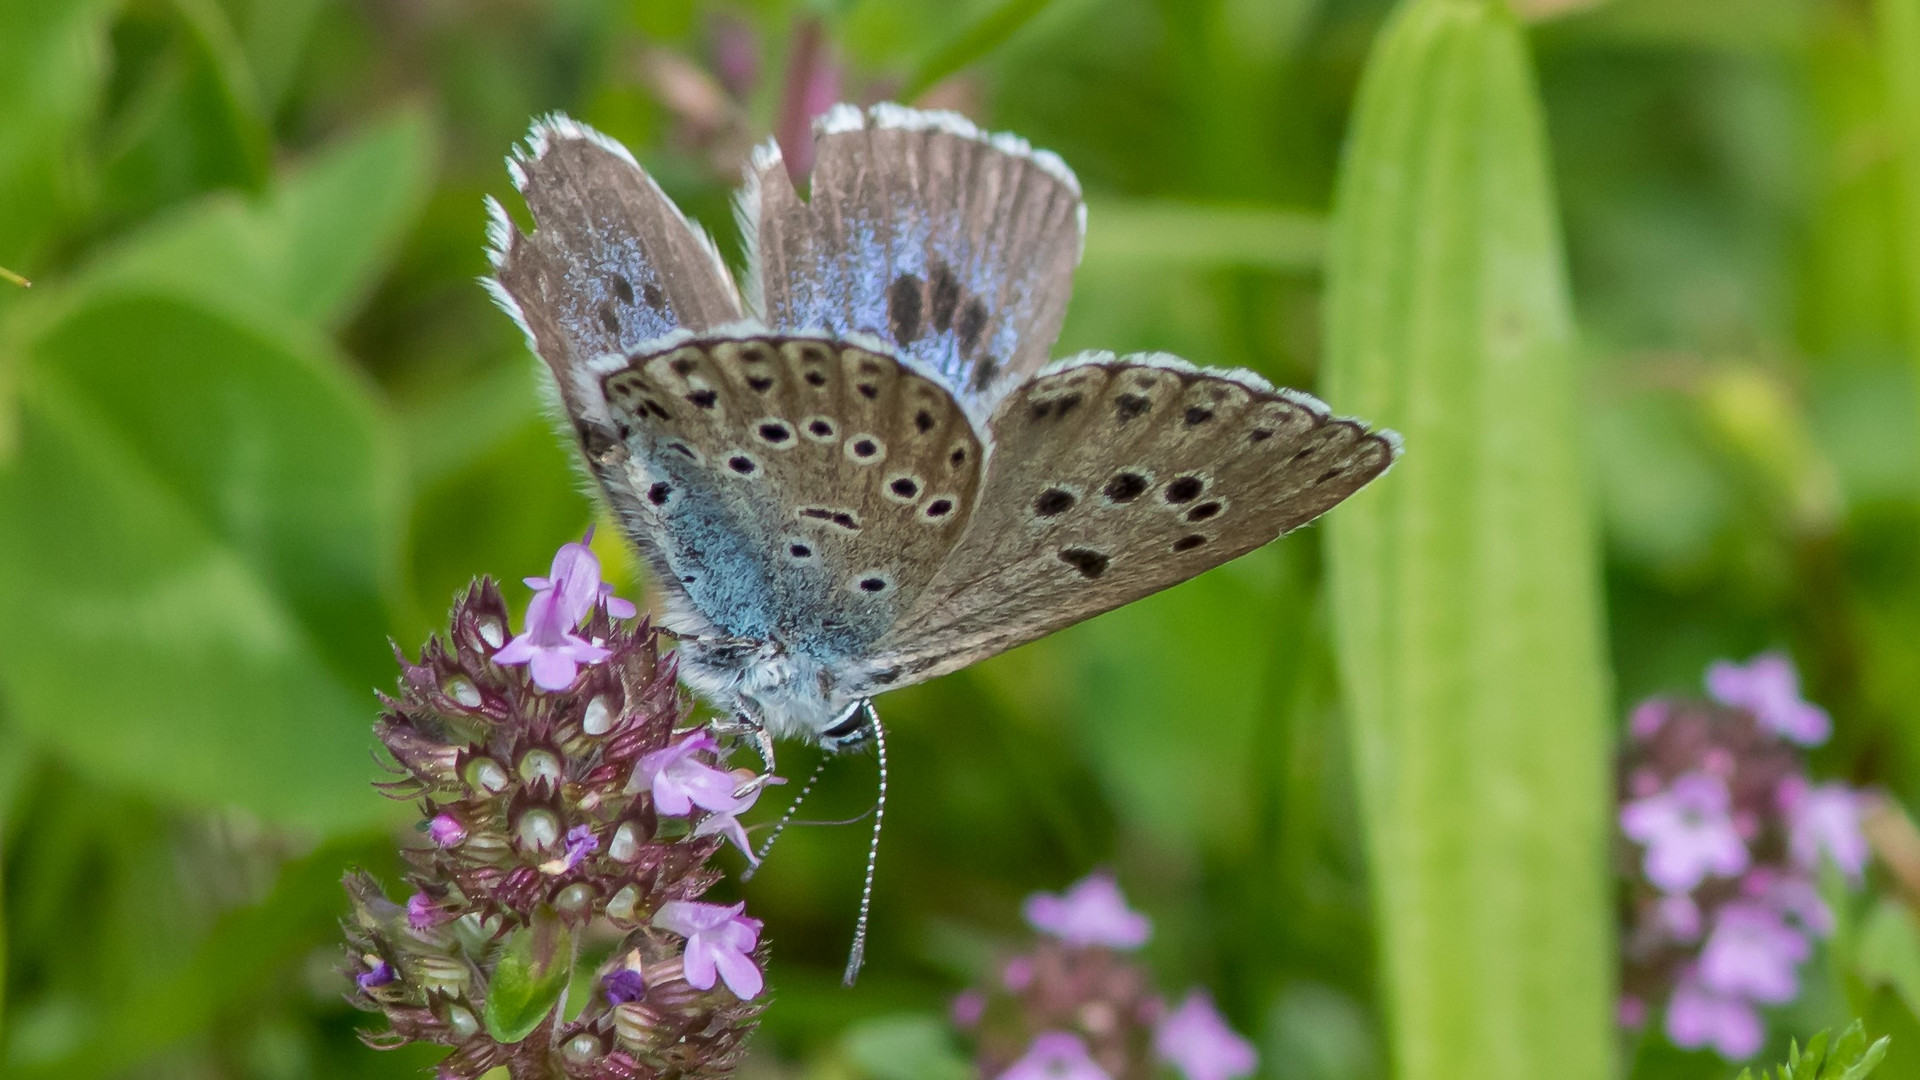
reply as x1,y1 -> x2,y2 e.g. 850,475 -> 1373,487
1323,2 -> 1613,1078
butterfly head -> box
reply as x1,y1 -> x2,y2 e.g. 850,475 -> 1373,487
676,635 -> 873,749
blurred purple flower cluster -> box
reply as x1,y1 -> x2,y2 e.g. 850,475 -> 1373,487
952,872 -> 1257,1080
344,537 -> 775,1079
1617,653 -> 1870,1061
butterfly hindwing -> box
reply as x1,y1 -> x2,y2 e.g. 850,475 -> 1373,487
848,356 -> 1399,691
592,332 -> 983,657
742,104 -> 1084,421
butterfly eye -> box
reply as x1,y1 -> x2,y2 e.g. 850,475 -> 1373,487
821,705 -> 866,741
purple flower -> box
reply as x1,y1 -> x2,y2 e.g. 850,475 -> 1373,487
602,967 -> 646,1005
494,534 -> 633,691
1629,701 -> 1668,741
1697,901 -> 1808,1004
1620,772 -> 1750,893
693,809 -> 760,865
523,531 -> 637,623
1743,867 -> 1833,936
427,813 -> 466,848
1707,653 -> 1831,746
655,900 -> 765,1000
634,731 -> 753,817
1666,972 -> 1764,1060
996,1031 -> 1112,1080
540,823 -> 599,875
951,990 -> 987,1029
1155,990 -> 1258,1080
405,892 -> 446,931
1656,893 -> 1703,941
1002,956 -> 1035,991
357,958 -> 396,991
1780,779 -> 1869,879
1617,995 -> 1647,1028
1022,872 -> 1152,949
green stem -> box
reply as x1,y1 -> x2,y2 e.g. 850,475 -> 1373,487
1323,2 -> 1614,1078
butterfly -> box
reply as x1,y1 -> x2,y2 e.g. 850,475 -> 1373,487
486,103 -> 1399,756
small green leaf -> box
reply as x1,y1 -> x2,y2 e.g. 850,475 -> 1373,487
483,909 -> 575,1045
841,1013 -> 973,1080
1737,1021 -> 1889,1080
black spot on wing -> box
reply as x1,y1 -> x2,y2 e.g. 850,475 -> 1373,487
888,274 -> 924,344
1058,549 -> 1109,578
956,298 -> 988,356
643,283 -> 665,309
969,356 -> 1000,393
1104,472 -> 1148,502
1033,488 -> 1076,517
1164,476 -> 1203,503
611,276 -> 635,304
1116,394 -> 1151,422
929,263 -> 961,332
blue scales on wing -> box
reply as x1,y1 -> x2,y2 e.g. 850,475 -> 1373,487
740,103 -> 1085,422
590,334 -> 983,657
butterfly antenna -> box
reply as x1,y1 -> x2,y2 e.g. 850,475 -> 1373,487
739,753 -> 831,881
843,700 -> 887,986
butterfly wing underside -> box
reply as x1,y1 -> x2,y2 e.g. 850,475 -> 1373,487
744,104 -> 1084,419
846,357 -> 1399,692
490,117 -> 745,423
589,333 -> 983,655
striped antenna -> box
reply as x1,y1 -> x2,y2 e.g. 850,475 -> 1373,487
842,700 -> 887,985
739,753 -> 831,880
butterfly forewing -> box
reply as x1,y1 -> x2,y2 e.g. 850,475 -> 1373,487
744,104 -> 1083,420
493,118 -> 745,420
849,357 -> 1398,692
595,333 -> 983,658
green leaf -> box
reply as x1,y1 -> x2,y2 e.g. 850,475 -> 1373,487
0,291 -> 404,832
840,1013 -> 973,1080
80,109 -> 438,331
1858,899 -> 1920,1022
483,908 -> 574,1045
1323,3 -> 1613,1080
0,0 -> 121,266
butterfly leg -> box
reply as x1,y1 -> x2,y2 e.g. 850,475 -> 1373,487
708,706 -> 778,776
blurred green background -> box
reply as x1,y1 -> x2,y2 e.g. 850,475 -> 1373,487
5,0 -> 1920,1077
